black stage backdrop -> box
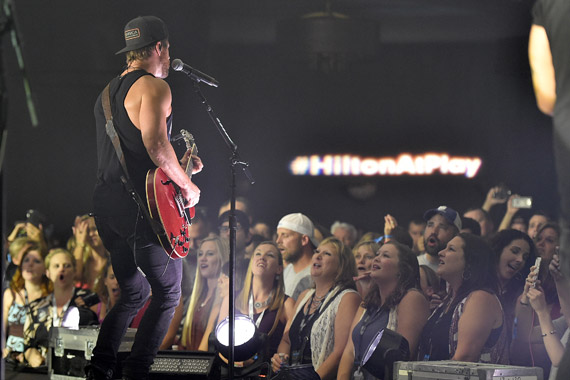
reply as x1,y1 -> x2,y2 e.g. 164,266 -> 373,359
1,0 -> 556,241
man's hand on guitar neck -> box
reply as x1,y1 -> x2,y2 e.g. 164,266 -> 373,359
180,151 -> 204,175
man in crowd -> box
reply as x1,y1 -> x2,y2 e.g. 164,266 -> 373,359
417,206 -> 462,273
408,218 -> 426,254
276,213 -> 319,300
463,207 -> 494,237
218,209 -> 252,260
330,221 -> 358,248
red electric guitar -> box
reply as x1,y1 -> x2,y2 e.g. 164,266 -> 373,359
146,130 -> 196,259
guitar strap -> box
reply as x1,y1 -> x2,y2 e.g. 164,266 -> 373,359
101,83 -> 166,237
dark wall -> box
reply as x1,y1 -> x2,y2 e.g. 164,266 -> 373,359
2,0 -> 556,241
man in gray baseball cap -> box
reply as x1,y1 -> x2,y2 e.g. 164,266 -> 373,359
276,213 -> 319,300
417,205 -> 462,272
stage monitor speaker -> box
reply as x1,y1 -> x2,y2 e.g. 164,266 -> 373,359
149,350 -> 219,379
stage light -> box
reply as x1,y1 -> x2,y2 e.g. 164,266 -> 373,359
361,328 -> 409,380
214,314 -> 262,362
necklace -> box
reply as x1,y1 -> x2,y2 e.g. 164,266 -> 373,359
254,293 -> 273,309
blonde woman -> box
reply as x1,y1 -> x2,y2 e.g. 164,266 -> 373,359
25,248 -> 98,367
218,241 -> 295,362
352,240 -> 380,299
181,236 -> 229,351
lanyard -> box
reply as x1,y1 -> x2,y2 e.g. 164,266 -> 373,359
299,288 -> 331,333
52,293 -> 73,327
355,307 -> 384,375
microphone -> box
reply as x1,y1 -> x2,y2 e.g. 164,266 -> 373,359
171,59 -> 219,87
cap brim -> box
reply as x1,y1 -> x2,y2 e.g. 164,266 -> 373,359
423,209 -> 438,221
115,46 -> 132,55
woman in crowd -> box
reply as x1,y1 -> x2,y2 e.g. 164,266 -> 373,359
2,243 -> 51,364
534,223 -> 562,319
528,212 -> 550,240
338,241 -> 429,380
418,233 -> 508,363
522,253 -> 570,380
352,240 -> 380,299
69,215 -> 109,289
180,236 -> 229,351
271,237 -> 361,380
490,230 -> 535,343
217,241 -> 295,363
88,260 -> 120,324
25,249 -> 98,367
512,223 -> 561,376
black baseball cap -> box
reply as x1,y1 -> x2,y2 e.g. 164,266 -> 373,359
218,210 -> 251,231
116,16 -> 168,55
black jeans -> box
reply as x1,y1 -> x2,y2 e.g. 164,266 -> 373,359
91,214 -> 182,379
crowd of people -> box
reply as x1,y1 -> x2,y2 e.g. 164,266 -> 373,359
2,186 -> 569,380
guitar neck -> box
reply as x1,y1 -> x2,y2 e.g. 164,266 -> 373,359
184,144 -> 197,180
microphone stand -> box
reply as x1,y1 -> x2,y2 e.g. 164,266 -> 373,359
1,0 -> 38,131
192,81 -> 254,379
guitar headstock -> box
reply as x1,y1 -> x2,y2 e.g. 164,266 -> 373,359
180,129 -> 197,155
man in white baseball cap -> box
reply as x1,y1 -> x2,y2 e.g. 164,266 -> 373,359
276,213 -> 319,300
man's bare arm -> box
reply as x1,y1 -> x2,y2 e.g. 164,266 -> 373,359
529,24 -> 556,116
135,76 -> 200,206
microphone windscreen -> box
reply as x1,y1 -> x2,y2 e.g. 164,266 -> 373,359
171,59 -> 184,71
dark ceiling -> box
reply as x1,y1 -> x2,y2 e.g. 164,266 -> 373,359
2,0 -> 553,240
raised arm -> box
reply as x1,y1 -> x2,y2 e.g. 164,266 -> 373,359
529,24 -> 556,116
71,216 -> 88,282
482,186 -> 508,212
550,254 -> 570,328
498,195 -> 522,232
528,285 -> 566,366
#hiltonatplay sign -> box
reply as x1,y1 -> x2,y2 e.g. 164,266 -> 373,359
289,153 -> 482,178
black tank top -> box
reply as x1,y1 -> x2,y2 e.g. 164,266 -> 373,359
93,70 -> 172,216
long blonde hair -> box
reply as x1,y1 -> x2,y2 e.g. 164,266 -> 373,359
181,236 -> 229,348
237,241 -> 286,336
